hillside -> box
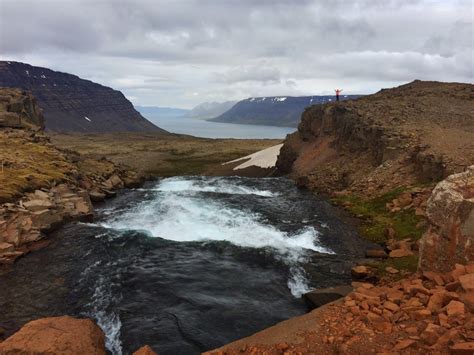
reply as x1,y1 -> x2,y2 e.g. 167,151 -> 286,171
211,95 -> 361,127
277,80 -> 473,194
0,61 -> 167,133
185,101 -> 237,119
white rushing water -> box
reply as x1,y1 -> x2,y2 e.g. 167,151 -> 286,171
98,177 -> 334,298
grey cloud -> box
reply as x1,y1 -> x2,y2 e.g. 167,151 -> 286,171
0,0 -> 472,108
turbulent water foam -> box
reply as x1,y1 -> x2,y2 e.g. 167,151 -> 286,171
79,260 -> 123,354
98,177 -> 333,299
149,176 -> 276,197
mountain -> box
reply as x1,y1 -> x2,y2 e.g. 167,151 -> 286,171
135,106 -> 189,119
210,95 -> 361,127
185,101 -> 237,120
0,61 -> 167,133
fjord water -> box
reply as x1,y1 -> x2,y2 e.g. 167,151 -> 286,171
145,116 -> 295,138
0,177 -> 368,354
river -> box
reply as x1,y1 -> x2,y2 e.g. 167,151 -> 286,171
0,176 -> 369,354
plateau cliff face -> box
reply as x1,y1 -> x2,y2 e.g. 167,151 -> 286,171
277,81 -> 474,194
0,61 -> 167,133
211,95 -> 361,127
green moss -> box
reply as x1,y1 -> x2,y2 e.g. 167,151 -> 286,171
374,255 -> 419,279
332,187 -> 425,245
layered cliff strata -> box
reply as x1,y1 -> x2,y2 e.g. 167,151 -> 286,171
0,61 -> 166,133
277,80 -> 473,195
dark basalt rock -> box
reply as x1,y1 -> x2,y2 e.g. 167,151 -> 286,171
0,61 -> 168,133
303,285 -> 353,310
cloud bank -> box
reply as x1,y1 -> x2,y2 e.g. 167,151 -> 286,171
0,0 -> 472,107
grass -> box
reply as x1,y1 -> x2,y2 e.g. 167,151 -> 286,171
332,187 -> 425,245
374,255 -> 420,278
0,132 -> 75,202
51,133 -> 282,177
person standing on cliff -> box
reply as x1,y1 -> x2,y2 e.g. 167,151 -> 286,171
335,88 -> 343,102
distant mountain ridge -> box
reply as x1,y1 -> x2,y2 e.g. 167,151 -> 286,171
185,101 -> 237,119
0,61 -> 167,133
210,95 -> 362,127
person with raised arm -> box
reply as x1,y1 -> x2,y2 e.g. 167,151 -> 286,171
335,88 -> 343,102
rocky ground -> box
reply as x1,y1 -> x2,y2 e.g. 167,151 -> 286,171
208,262 -> 474,355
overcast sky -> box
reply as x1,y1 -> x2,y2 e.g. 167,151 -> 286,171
0,0 -> 472,108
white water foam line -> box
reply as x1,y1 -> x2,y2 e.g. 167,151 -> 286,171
223,144 -> 283,170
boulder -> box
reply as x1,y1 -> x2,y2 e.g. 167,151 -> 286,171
365,248 -> 388,259
0,316 -> 106,354
419,166 -> 474,272
133,345 -> 157,355
22,199 -> 54,211
459,273 -> 474,292
389,248 -> 414,258
303,285 -> 353,309
89,190 -> 106,202
450,342 -> 474,355
351,265 -> 371,279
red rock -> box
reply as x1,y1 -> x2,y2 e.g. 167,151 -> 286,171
446,281 -> 462,292
0,316 -> 105,354
460,292 -> 474,312
459,273 -> 474,292
466,262 -> 474,274
383,301 -> 400,313
421,323 -> 442,345
427,291 -> 449,313
438,312 -> 449,327
412,309 -> 432,321
450,342 -> 474,355
422,271 -> 445,285
133,345 -> 157,355
351,265 -> 371,279
385,266 -> 399,274
389,248 -> 413,258
275,342 -> 289,351
394,339 -> 416,350
446,300 -> 465,316
451,264 -> 467,281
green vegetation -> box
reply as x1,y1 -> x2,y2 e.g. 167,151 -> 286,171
332,187 -> 425,245
51,133 -> 281,177
375,255 -> 419,279
0,134 -> 74,203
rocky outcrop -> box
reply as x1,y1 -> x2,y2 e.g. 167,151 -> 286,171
419,166 -> 474,272
0,61 -> 167,133
0,316 -> 106,354
0,185 -> 94,264
0,89 -> 145,264
276,81 -> 474,195
0,87 -> 44,129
